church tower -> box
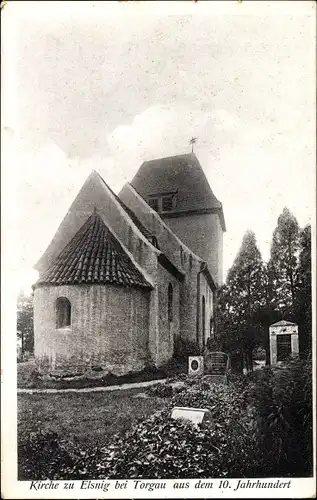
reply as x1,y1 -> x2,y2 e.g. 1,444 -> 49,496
130,153 -> 226,285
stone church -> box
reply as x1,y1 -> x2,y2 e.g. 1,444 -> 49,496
33,153 -> 225,375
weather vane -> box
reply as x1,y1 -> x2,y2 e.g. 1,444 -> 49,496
189,137 -> 198,153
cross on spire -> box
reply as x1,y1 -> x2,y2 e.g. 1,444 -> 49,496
189,137 -> 198,153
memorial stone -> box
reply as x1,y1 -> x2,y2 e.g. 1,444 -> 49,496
171,407 -> 209,427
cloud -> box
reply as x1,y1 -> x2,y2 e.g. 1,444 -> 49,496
3,4 -> 314,290
106,102 -> 314,278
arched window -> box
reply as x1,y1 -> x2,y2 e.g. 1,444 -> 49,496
168,283 -> 173,323
202,296 -> 206,345
56,297 -> 71,328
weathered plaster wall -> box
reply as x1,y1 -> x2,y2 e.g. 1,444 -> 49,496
119,184 -> 201,275
119,184 -> 202,346
156,264 -> 180,365
34,284 -> 151,375
163,213 -> 223,286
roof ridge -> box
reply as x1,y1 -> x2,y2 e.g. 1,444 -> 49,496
142,152 -> 197,164
93,170 -> 158,246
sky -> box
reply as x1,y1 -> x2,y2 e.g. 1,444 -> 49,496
2,0 -> 316,295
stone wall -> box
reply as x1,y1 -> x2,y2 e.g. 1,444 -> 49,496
119,183 -> 201,275
156,264 -> 180,365
34,284 -> 151,375
163,213 -> 223,286
119,184 -> 203,345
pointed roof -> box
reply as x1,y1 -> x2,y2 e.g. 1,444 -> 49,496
35,210 -> 152,289
130,153 -> 226,230
34,170 -> 161,275
97,173 -> 159,247
270,320 -> 297,327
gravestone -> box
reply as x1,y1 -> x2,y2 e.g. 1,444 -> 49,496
203,351 -> 230,384
171,406 -> 209,427
188,356 -> 204,377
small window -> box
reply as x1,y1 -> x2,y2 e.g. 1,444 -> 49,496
162,195 -> 173,212
168,283 -> 173,322
56,297 -> 71,328
148,197 -> 159,212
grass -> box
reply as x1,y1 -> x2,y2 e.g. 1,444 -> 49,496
18,388 -> 167,447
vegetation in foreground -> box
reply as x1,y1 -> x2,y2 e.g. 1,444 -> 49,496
18,357 -> 312,480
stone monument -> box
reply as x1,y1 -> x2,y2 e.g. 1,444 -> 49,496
188,356 -> 204,377
203,351 -> 230,384
269,320 -> 299,366
171,407 -> 209,427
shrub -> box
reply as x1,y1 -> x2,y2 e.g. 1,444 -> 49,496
94,410 -> 258,479
247,358 -> 313,476
174,338 -> 203,358
18,430 -> 77,480
253,347 -> 266,361
18,429 -> 105,481
146,382 -> 173,398
18,359 -> 312,480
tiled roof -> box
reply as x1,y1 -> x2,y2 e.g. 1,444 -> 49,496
130,153 -> 226,230
35,210 -> 152,289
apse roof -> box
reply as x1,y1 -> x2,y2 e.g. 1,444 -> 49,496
35,210 -> 152,289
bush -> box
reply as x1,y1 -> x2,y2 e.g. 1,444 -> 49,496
174,338 -> 203,358
146,383 -> 173,398
253,347 -> 266,361
93,410 -> 259,479
247,358 -> 313,476
18,359 -> 312,479
18,430 -> 78,480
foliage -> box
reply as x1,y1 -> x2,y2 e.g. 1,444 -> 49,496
146,382 -> 173,398
174,338 -> 203,358
18,430 -> 79,480
18,360 -> 313,480
18,401 -> 257,480
247,358 -> 313,476
267,207 -> 300,318
295,225 -> 312,354
217,231 -> 266,371
217,210 -> 312,366
17,290 -> 34,354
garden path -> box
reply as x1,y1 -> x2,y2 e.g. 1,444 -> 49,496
17,377 -> 167,394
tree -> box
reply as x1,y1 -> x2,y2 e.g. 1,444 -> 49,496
268,207 -> 300,319
217,231 -> 266,372
295,225 -> 312,355
17,290 -> 34,354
